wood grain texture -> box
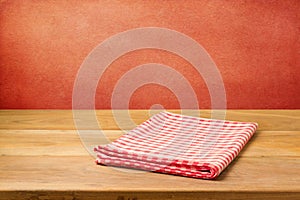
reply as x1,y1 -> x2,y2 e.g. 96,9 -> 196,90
1,110 -> 299,130
0,110 -> 299,199
1,156 -> 299,192
0,130 -> 299,157
1,191 -> 300,200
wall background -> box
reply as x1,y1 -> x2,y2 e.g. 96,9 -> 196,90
0,0 -> 299,109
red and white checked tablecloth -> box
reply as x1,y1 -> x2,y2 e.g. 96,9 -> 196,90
94,111 -> 258,179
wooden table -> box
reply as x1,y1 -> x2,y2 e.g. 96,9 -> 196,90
0,110 -> 299,199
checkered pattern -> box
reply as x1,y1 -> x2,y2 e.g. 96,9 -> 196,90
94,111 -> 258,179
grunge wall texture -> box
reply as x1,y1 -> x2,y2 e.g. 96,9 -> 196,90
1,0 -> 299,109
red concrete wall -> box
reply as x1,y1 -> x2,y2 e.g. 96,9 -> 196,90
0,0 -> 299,109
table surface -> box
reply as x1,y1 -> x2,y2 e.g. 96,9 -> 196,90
0,110 -> 299,200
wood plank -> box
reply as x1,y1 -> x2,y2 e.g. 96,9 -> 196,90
0,110 -> 299,199
1,191 -> 299,200
0,130 -> 299,157
0,110 -> 299,131
0,156 -> 299,192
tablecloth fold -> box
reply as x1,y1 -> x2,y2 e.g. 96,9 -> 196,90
95,111 -> 257,179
